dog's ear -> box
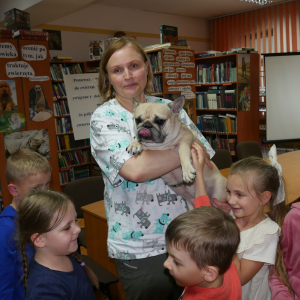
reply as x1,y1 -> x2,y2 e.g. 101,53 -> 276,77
168,96 -> 185,116
132,97 -> 140,112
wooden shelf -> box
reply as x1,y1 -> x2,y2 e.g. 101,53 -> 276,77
56,131 -> 74,135
195,82 -> 236,87
57,146 -> 90,153
55,114 -> 70,118
196,109 -> 237,112
53,97 -> 67,101
202,131 -> 237,136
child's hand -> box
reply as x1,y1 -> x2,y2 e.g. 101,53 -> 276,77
191,142 -> 205,174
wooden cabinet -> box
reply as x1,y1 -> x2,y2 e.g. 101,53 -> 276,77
195,53 -> 260,155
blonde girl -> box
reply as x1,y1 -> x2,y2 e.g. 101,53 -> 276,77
17,189 -> 98,300
228,146 -> 290,300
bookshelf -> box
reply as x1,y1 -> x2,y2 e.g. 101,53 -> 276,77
145,47 -> 197,123
50,60 -> 101,188
194,53 -> 260,156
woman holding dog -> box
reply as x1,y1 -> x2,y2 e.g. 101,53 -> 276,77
90,36 -> 215,300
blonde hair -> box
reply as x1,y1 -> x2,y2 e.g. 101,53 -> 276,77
230,157 -> 292,294
6,148 -> 51,184
166,206 -> 240,275
17,189 -> 99,293
98,36 -> 154,102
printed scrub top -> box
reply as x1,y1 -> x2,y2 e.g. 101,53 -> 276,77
90,95 -> 215,259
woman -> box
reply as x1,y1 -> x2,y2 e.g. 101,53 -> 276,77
90,36 -> 215,300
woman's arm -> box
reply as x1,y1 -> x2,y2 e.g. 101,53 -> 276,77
233,255 -> 264,286
269,267 -> 294,300
119,149 -> 181,182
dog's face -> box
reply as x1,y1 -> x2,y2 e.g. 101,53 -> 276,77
0,81 -> 11,96
133,96 -> 185,144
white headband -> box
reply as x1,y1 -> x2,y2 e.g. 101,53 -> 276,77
268,145 -> 285,205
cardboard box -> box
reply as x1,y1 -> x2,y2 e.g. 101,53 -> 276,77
4,8 -> 30,31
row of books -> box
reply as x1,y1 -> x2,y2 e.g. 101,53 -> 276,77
92,165 -> 102,176
56,134 -> 90,151
52,82 -> 67,99
0,29 -> 48,40
55,117 -> 73,134
58,149 -> 91,169
196,89 -> 236,109
147,52 -> 162,73
196,62 -> 237,84
50,63 -> 83,81
206,136 -> 237,156
59,165 -> 91,185
153,74 -> 163,94
53,100 -> 70,116
197,114 -> 237,134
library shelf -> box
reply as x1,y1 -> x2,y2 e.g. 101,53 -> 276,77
195,53 -> 260,155
50,59 -> 101,188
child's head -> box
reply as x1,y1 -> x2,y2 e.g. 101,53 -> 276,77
18,189 -> 79,254
227,157 -> 280,217
164,206 -> 240,287
6,149 -> 51,202
17,189 -> 81,289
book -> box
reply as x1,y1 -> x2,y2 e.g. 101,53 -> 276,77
144,43 -> 190,51
231,47 -> 255,51
159,25 -> 178,44
52,56 -> 72,61
13,30 -> 48,37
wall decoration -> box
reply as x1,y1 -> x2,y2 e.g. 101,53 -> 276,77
3,128 -> 50,159
0,80 -> 18,112
0,112 -> 26,133
89,40 -> 104,60
238,54 -> 250,82
238,83 -> 250,111
43,30 -> 62,50
28,84 -> 53,122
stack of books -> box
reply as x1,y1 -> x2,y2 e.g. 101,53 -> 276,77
223,47 -> 258,54
0,29 -> 13,39
144,42 -> 190,52
13,30 -> 48,41
195,50 -> 223,58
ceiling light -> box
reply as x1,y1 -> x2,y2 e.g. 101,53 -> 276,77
238,0 -> 273,5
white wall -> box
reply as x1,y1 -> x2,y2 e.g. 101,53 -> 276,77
46,4 -> 209,61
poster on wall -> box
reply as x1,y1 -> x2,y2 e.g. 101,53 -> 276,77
43,29 -> 62,50
238,54 -> 250,82
0,112 -> 26,133
3,129 -> 50,159
28,84 -> 53,122
63,73 -> 102,140
0,80 -> 18,112
238,83 -> 250,111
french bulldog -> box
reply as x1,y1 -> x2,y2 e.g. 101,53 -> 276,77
126,96 -> 227,210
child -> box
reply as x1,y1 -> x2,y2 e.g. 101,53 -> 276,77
164,204 -> 241,299
192,143 -> 287,300
0,149 -> 51,300
17,189 -> 98,299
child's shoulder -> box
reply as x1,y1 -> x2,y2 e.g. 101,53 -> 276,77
0,205 -> 17,229
238,216 -> 279,253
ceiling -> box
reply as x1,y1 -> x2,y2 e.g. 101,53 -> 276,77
0,0 -> 290,29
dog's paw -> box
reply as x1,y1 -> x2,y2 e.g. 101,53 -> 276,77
126,141 -> 143,155
182,165 -> 196,183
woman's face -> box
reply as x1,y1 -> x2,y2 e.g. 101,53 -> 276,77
106,45 -> 148,103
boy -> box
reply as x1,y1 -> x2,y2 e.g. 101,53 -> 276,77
0,149 -> 52,300
163,143 -> 241,299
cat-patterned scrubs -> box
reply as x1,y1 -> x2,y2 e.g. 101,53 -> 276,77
90,95 -> 214,259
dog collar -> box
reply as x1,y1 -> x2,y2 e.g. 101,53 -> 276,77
168,181 -> 185,188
